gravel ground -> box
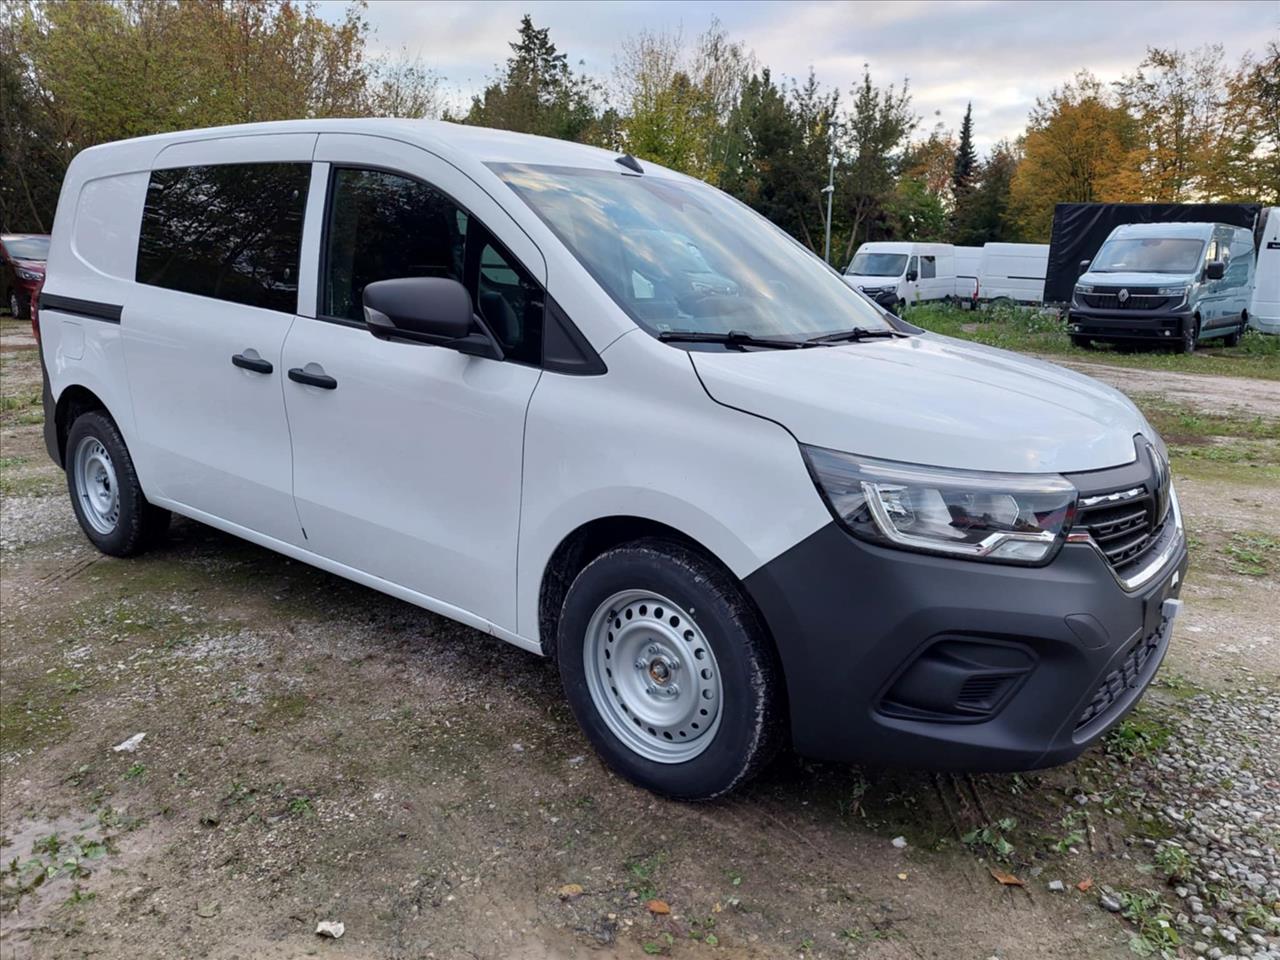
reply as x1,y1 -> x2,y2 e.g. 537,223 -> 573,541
1111,690 -> 1280,959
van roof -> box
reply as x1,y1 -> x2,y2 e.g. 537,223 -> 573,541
74,118 -> 683,179
1108,222 -> 1224,240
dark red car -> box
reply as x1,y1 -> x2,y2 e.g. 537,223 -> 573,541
1,233 -> 51,320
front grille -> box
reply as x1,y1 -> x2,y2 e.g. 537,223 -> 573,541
1075,623 -> 1165,730
1076,486 -> 1161,572
1081,287 -> 1176,311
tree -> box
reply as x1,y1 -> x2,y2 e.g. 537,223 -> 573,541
1008,72 -> 1137,240
833,67 -> 916,262
1213,43 -> 1280,203
955,140 -> 1022,244
1116,46 -> 1224,201
614,20 -> 752,182
719,68 -> 836,251
465,15 -> 601,143
1,0 -> 437,233
952,103 -> 977,195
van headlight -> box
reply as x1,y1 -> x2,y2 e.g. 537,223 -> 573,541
1074,283 -> 1094,295
1156,285 -> 1189,299
801,446 -> 1078,565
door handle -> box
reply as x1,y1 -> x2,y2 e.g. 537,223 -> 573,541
288,367 -> 337,390
231,352 -> 273,374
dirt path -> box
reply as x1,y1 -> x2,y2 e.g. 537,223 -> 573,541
1049,357 -> 1280,418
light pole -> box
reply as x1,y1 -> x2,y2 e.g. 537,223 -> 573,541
822,154 -> 836,265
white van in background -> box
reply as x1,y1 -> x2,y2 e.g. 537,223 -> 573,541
1249,206 -> 1279,335
953,246 -> 982,307
977,243 -> 1050,306
843,242 -> 956,311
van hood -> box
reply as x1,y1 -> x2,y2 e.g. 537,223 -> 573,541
842,275 -> 900,290
690,334 -> 1150,474
1079,270 -> 1192,288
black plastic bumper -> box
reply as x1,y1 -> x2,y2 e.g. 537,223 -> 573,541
40,346 -> 61,466
1068,305 -> 1192,342
744,523 -> 1188,771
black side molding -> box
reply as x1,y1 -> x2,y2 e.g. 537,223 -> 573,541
39,293 -> 123,324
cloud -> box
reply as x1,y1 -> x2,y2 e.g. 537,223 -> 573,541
340,0 -> 1277,151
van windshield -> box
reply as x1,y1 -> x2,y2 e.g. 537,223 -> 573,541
1092,237 -> 1205,274
493,164 -> 891,341
846,252 -> 907,277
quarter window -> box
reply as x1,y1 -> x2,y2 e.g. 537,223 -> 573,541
136,163 -> 309,313
322,167 -> 542,364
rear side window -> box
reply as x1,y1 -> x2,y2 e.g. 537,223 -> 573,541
322,167 -> 542,364
136,163 -> 309,313
920,255 -> 937,279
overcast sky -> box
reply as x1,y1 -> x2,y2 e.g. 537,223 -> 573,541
328,0 -> 1278,153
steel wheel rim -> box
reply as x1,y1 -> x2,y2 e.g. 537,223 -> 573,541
583,589 -> 723,764
73,435 -> 120,535
8,291 -> 16,316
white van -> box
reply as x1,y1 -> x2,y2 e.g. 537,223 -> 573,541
842,241 -> 956,311
977,243 -> 1050,305
38,120 -> 1187,799
1250,207 -> 1279,335
953,245 -> 982,306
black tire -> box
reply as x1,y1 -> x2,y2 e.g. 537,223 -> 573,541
8,288 -> 24,320
556,539 -> 784,800
1069,334 -> 1093,350
1223,315 -> 1245,348
65,410 -> 169,557
1181,317 -> 1200,354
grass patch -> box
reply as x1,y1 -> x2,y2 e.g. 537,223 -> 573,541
1104,710 -> 1173,762
1222,531 -> 1279,576
906,302 -> 1280,380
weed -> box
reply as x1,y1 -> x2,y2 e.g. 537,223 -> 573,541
625,853 -> 665,900
1105,713 -> 1172,761
962,818 -> 1017,860
1116,888 -> 1181,958
1153,843 -> 1192,881
124,763 -> 146,781
287,796 -> 314,818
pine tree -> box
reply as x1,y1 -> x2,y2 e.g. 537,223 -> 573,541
952,103 -> 977,195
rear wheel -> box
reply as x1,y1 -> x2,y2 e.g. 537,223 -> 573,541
1069,334 -> 1093,350
556,540 -> 784,800
1223,314 -> 1246,347
65,411 -> 169,556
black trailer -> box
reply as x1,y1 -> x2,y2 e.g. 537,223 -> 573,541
1044,203 -> 1263,306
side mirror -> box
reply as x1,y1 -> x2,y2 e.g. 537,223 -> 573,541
1205,260 -> 1225,281
905,270 -> 918,282
1078,259 -> 1091,272
362,277 -> 504,361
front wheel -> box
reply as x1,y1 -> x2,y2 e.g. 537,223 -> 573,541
556,540 -> 784,800
1069,334 -> 1093,350
1181,317 -> 1200,354
65,411 -> 170,556
8,289 -> 22,320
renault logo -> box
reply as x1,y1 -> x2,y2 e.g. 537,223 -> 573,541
1118,288 -> 1130,303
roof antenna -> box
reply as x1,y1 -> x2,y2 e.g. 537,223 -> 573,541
615,153 -> 643,174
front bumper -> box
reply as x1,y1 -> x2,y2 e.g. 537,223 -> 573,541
1068,304 -> 1192,342
744,522 -> 1187,771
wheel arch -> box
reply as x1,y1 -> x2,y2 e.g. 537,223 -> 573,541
537,516 -> 777,670
52,383 -> 111,468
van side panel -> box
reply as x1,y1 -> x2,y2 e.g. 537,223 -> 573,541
516,331 -> 831,645
1250,208 -> 1280,334
41,148 -> 154,478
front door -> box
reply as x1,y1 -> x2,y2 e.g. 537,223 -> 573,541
122,143 -> 314,543
281,137 -> 546,632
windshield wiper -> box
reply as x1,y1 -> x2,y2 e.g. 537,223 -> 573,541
805,326 -> 908,345
658,329 -> 807,350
